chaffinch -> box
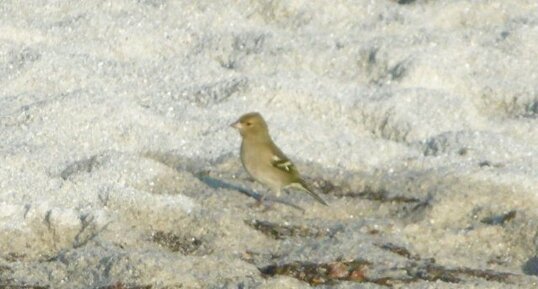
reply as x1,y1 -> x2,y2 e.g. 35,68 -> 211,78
231,112 -> 328,206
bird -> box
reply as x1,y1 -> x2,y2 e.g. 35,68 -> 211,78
230,112 -> 328,206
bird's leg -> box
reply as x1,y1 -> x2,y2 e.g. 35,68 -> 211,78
248,188 -> 305,212
249,193 -> 275,211
275,188 -> 282,197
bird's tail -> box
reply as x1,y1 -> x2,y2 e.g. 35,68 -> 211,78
297,180 -> 329,206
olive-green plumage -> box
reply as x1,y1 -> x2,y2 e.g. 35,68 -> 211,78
231,112 -> 328,206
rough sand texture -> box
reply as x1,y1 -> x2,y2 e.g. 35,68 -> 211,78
1,0 -> 538,288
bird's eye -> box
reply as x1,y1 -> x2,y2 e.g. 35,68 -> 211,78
246,122 -> 252,126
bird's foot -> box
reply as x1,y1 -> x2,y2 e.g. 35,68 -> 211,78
249,197 -> 275,211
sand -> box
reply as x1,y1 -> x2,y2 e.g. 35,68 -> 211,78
1,0 -> 537,288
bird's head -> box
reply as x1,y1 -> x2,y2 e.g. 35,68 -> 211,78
230,112 -> 269,138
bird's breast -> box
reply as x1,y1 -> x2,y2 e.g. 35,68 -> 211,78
240,140 -> 281,187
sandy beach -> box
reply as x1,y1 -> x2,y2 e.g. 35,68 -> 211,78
1,0 -> 537,288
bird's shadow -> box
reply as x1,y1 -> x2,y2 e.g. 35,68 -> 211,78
194,173 -> 305,212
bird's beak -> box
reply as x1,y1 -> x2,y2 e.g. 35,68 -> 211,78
230,121 -> 241,129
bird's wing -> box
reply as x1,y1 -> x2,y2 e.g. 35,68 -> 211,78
268,141 -> 299,175
270,154 -> 297,173
269,144 -> 329,206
